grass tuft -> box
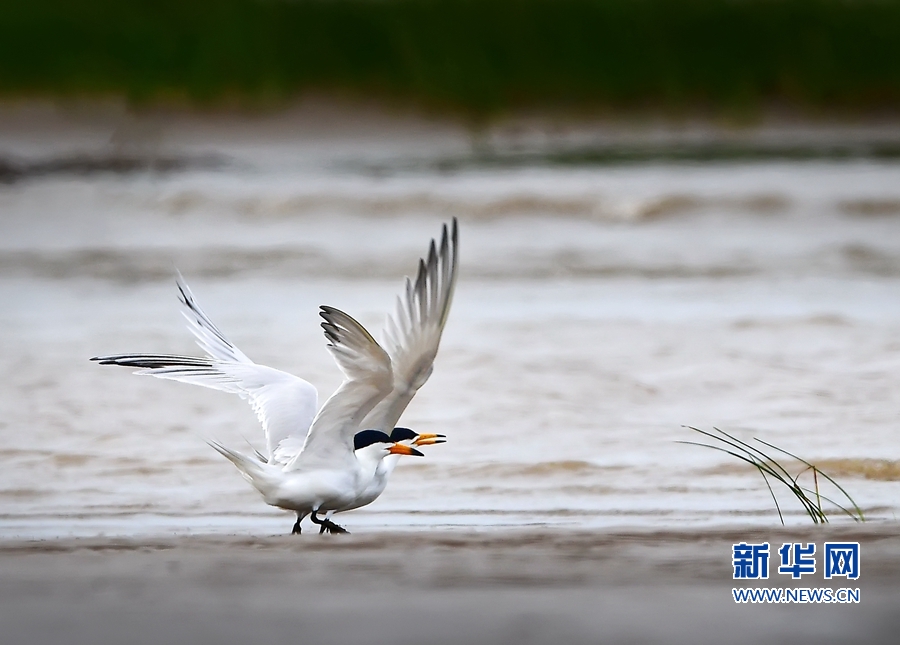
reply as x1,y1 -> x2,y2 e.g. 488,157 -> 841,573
679,426 -> 864,525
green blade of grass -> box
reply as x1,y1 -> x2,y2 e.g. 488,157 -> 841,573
797,487 -> 862,523
677,437 -> 814,523
680,427 -> 861,525
755,438 -> 866,521
681,427 -> 824,521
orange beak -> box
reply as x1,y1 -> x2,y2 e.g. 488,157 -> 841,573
389,443 -> 424,457
413,433 -> 447,446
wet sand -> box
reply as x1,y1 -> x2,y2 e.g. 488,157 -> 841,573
2,526 -> 898,644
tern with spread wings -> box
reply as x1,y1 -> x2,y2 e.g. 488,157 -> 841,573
92,219 -> 459,534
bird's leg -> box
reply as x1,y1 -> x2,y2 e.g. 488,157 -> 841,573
310,510 -> 328,534
310,510 -> 349,535
309,509 -> 325,533
291,518 -> 302,535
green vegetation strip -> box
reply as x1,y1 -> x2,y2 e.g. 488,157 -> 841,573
2,0 -> 899,114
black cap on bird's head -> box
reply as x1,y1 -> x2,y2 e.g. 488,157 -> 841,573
390,427 -> 447,446
354,429 -> 392,450
389,427 -> 418,442
354,429 -> 423,456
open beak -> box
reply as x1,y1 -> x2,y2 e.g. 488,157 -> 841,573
413,433 -> 447,446
389,443 -> 424,457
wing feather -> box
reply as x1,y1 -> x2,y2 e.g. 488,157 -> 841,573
176,272 -> 253,365
91,353 -> 318,463
92,276 -> 318,463
285,306 -> 393,471
361,218 -> 459,432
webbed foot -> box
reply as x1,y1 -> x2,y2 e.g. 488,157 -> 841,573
321,519 -> 348,534
310,511 -> 349,535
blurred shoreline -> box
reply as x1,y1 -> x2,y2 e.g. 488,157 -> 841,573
4,98 -> 900,163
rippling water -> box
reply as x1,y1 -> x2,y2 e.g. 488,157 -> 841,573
2,109 -> 900,537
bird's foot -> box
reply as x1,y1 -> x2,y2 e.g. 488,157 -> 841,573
321,519 -> 348,535
291,520 -> 302,535
310,510 -> 349,535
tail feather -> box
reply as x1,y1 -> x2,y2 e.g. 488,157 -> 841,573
206,439 -> 279,495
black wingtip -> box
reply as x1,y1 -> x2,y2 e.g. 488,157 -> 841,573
320,320 -> 341,344
416,257 -> 427,282
319,306 -> 334,325
174,270 -> 192,303
320,305 -> 350,332
91,355 -> 121,365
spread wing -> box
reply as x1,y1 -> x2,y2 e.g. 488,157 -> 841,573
91,276 -> 318,463
175,272 -> 253,365
361,218 -> 459,432
284,306 -> 393,472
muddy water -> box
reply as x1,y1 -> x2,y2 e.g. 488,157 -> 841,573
2,109 -> 899,537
